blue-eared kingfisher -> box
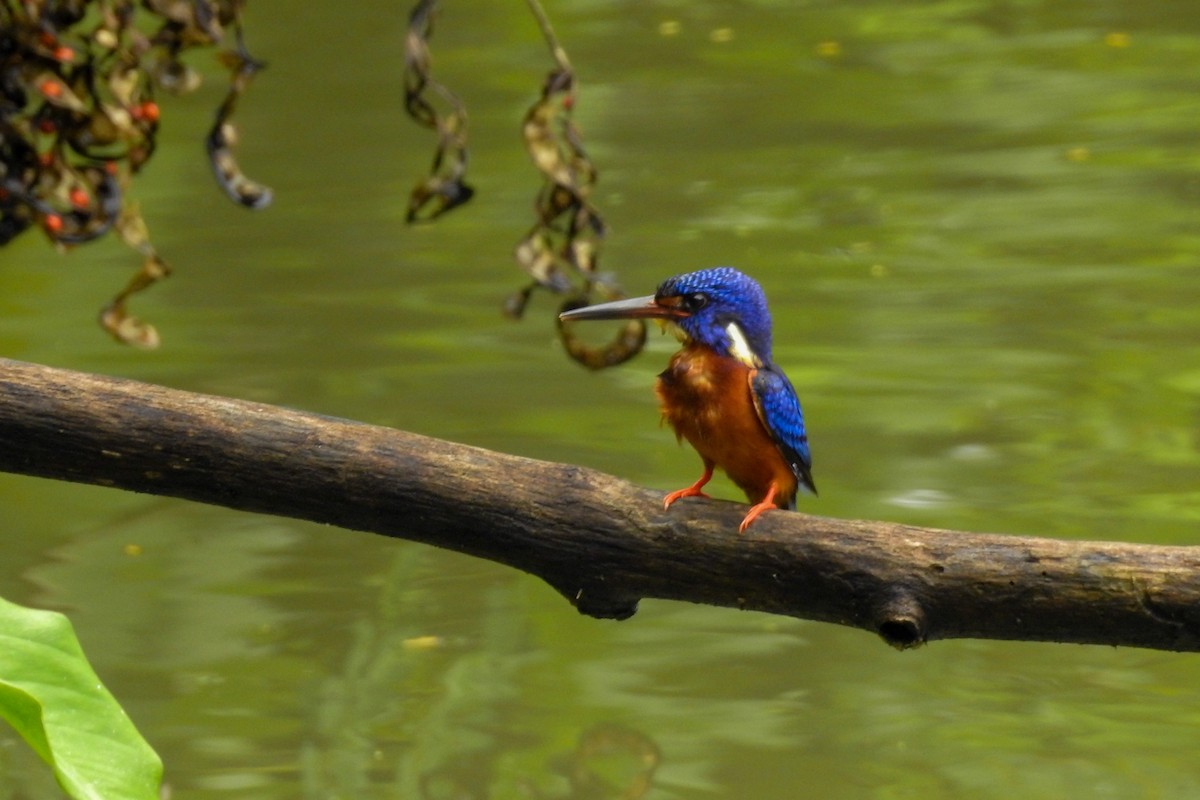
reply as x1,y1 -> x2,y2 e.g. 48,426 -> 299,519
560,267 -> 815,532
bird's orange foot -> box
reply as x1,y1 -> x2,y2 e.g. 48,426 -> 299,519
738,484 -> 782,533
738,501 -> 776,533
663,464 -> 715,511
663,484 -> 711,510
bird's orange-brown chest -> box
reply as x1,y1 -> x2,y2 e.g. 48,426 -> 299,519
655,344 -> 798,506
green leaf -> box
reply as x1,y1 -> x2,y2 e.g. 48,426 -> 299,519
0,595 -> 162,800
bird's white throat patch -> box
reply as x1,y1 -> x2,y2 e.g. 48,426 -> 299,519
725,322 -> 762,368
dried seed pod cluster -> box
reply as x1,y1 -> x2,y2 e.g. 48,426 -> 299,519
515,60 -> 645,370
0,0 -> 269,347
402,0 -> 473,223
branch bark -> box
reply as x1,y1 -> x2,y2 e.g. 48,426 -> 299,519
1,357 -> 1198,651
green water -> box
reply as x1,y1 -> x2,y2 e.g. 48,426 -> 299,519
3,1 -> 1200,797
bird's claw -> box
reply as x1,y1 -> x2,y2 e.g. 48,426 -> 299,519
663,486 -> 710,510
737,483 -> 782,533
737,500 -> 776,533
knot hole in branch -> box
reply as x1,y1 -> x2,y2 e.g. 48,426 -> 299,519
875,589 -> 928,650
548,578 -> 641,621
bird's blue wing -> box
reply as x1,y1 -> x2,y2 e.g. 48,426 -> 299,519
751,367 -> 816,503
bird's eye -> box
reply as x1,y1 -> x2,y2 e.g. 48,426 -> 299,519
686,293 -> 708,311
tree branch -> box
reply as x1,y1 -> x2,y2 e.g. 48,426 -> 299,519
1,357 -> 1198,651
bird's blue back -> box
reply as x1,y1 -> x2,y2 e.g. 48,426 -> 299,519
751,366 -> 816,503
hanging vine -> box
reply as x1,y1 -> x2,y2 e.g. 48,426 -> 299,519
401,0 -> 646,369
4,0 -> 642,362
402,0 -> 474,222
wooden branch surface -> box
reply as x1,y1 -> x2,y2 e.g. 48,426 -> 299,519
1,357 -> 1198,651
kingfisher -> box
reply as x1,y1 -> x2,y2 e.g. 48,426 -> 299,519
560,267 -> 815,532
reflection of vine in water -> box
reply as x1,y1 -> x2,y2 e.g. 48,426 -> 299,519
420,723 -> 661,800
402,0 -> 646,369
533,723 -> 661,800
296,546 -> 661,800
0,0 -> 270,347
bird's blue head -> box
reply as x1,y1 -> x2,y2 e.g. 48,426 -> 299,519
559,266 -> 776,367
652,267 -> 774,365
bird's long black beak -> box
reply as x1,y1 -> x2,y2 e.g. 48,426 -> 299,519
558,295 -> 687,322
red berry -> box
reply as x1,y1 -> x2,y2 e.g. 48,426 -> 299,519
43,214 -> 63,234
70,187 -> 90,208
39,80 -> 62,99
